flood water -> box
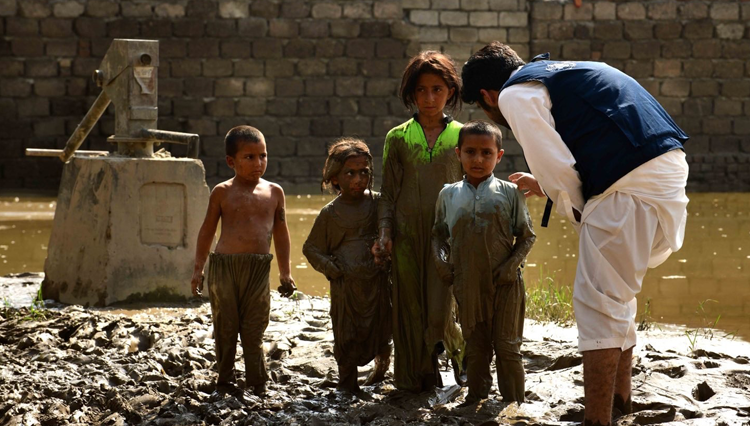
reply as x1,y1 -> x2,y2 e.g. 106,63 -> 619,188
1,193 -> 748,341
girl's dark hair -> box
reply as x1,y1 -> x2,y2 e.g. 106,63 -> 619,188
321,138 -> 374,194
458,120 -> 503,150
225,125 -> 264,157
461,42 -> 525,110
399,51 -> 462,114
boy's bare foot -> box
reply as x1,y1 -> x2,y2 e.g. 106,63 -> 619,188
252,384 -> 266,397
363,354 -> 390,386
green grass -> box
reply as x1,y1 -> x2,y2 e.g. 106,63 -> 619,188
0,287 -> 49,322
524,267 -> 575,325
684,299 -> 736,353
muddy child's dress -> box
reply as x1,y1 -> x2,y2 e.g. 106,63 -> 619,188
433,175 -> 535,402
303,194 -> 392,387
378,116 -> 464,392
207,252 -> 273,388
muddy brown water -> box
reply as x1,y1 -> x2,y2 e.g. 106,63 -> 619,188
1,193 -> 748,341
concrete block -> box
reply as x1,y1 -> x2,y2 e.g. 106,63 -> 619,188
692,40 -> 721,59
17,97 -> 49,117
359,98 -> 389,116
0,0 -> 17,16
173,19 -> 204,37
662,40 -> 692,59
374,2 -> 401,19
122,2 -> 153,18
245,78 -> 275,97
690,81 -> 718,98
311,117 -> 341,137
74,17 -> 106,37
594,22 -> 623,40
336,77 -> 365,97
311,2 -> 341,19
207,20 -> 237,37
203,59 -> 233,77
648,2 -> 676,20
219,0 -> 248,18
238,17 -> 268,37
19,0 -> 51,18
7,18 -> 38,36
617,3 -> 645,20
297,59 -> 327,77
53,1 -> 85,18
433,0 -> 459,9
391,21 -> 419,40
34,79 -> 66,97
377,39 -> 404,58
12,38 -> 44,56
27,59 -> 58,77
721,80 -> 750,98
489,0 -> 518,11
564,3 -> 592,20
679,3 -> 707,20
329,57 -> 358,76
549,22 -> 574,40
0,59 -> 23,77
301,20 -> 329,38
189,39 -> 219,58
411,10 -> 438,26
703,118 -> 732,135
470,11 -> 497,27
170,59 -> 202,78
155,3 -> 185,18
141,20 -> 173,38
419,27 -> 448,42
654,22 -> 682,40
214,78 -> 244,97
714,99 -> 743,116
478,28 -> 507,43
267,98 -> 297,116
440,11 -> 468,27
0,79 -> 32,97
221,40 -> 251,59
531,2 -> 561,20
403,0 -> 430,8
173,98 -> 204,118
206,98 -> 235,117
278,117 -> 310,137
86,0 -> 119,17
451,27 -> 478,43
330,98 -> 358,116
683,21 -> 714,39
346,39 -> 375,58
265,59 -> 295,78
249,1 -> 279,19
499,11 -> 527,27
682,59 -> 713,78
653,59 -> 681,77
107,20 -> 139,38
298,98 -> 328,116
661,79 -> 690,97
254,39 -> 283,58
269,19 -> 299,38
305,79 -> 334,97
717,24 -> 745,40
343,117 -> 373,137
710,3 -> 739,21
41,157 -> 209,306
274,78 -> 304,97
234,59 -> 264,77
362,21 -> 390,38
462,0 -> 489,11
623,21 -> 653,40
593,2 -> 615,20
281,2 -> 310,18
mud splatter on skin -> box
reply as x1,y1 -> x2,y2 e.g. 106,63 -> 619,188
1,278 -> 750,425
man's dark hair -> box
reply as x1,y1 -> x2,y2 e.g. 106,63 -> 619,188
225,125 -> 264,157
400,51 -> 462,114
461,42 -> 525,110
458,120 -> 503,150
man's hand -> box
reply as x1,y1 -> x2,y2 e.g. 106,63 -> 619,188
278,275 -> 297,298
191,272 -> 204,297
508,172 -> 544,198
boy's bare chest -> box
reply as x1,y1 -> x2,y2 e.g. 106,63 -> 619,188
222,191 -> 275,225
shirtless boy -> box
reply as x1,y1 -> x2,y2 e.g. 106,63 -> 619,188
191,125 -> 296,396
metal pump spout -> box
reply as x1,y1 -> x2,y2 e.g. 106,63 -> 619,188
27,39 -> 200,162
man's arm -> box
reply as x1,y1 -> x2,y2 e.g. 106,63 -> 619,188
191,187 -> 222,296
272,184 -> 296,297
494,187 -> 536,284
431,191 -> 454,286
499,82 -> 585,225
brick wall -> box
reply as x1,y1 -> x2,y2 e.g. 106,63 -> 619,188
1,0 -> 748,192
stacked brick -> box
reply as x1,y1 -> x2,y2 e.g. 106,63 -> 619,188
531,0 -> 750,192
0,0 -> 748,191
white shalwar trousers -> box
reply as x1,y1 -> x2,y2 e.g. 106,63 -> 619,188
574,150 -> 689,352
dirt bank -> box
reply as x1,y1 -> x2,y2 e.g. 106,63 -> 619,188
1,278 -> 749,425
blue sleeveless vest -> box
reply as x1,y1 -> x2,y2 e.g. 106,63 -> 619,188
502,54 -> 687,201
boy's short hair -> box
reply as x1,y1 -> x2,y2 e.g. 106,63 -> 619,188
458,120 -> 503,150
400,51 -> 462,114
461,42 -> 525,110
225,125 -> 264,157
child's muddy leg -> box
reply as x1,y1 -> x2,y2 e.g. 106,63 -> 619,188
364,344 -> 392,386
465,322 -> 493,401
338,362 -> 360,393
495,339 -> 525,402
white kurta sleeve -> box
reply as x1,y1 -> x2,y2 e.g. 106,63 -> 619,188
498,81 -> 585,226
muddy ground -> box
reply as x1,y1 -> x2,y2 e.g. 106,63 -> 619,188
1,275 -> 749,425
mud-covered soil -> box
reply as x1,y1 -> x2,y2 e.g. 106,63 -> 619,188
1,278 -> 749,425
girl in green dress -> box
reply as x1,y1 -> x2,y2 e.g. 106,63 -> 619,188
374,51 -> 465,392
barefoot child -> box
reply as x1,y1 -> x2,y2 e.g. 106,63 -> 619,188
432,121 -> 535,403
191,125 -> 297,396
303,139 -> 392,393
376,51 -> 465,392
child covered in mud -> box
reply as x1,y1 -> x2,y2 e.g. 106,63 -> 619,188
375,50 -> 465,392
303,139 -> 392,393
191,125 -> 297,397
431,121 -> 535,403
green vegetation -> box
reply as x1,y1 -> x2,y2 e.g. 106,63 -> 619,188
684,299 -> 736,353
637,297 -> 657,332
0,288 -> 49,321
524,268 -> 575,325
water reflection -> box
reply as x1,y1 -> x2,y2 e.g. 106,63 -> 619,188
1,194 -> 748,341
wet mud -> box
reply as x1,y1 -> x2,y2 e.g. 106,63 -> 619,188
1,277 -> 749,425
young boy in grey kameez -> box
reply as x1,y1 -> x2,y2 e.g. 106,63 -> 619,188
432,121 -> 535,403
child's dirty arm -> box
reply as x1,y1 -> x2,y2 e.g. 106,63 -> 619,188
302,213 -> 344,281
273,187 -> 297,298
431,194 -> 453,286
191,188 -> 222,296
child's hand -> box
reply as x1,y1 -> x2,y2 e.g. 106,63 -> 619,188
191,272 -> 204,297
372,238 -> 392,265
493,264 -> 517,285
278,275 -> 297,298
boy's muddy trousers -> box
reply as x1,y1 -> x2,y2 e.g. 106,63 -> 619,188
208,252 -> 273,388
465,278 -> 526,402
